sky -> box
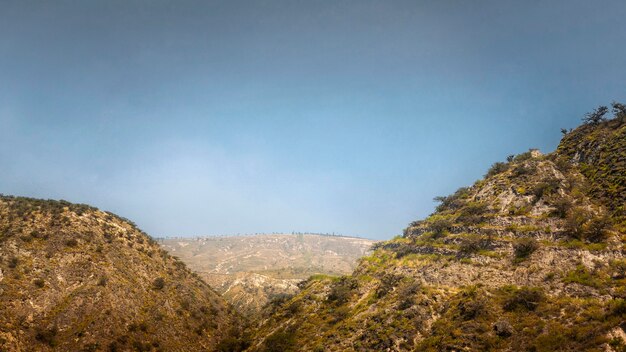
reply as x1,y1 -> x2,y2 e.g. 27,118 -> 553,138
1,0 -> 625,239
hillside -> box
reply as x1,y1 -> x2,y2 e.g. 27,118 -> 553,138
245,113 -> 626,351
0,197 -> 242,351
160,234 -> 376,316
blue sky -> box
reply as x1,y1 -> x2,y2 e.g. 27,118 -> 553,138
1,1 -> 625,239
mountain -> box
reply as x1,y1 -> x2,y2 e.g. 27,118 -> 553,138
0,197 -> 242,352
245,115 -> 626,351
159,234 -> 376,316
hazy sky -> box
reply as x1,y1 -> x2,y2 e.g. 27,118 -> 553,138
1,1 -> 625,239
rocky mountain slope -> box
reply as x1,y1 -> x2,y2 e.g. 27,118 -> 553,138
0,197 -> 241,351
245,111 -> 626,351
160,235 -> 376,316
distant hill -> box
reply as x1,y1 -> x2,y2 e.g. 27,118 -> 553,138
160,234 -> 377,316
245,111 -> 626,351
0,196 -> 241,351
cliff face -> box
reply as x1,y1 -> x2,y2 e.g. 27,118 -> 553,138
246,118 -> 626,351
0,197 -> 241,352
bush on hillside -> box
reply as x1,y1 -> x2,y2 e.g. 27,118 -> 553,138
328,277 -> 358,305
485,162 -> 509,178
503,287 -> 544,312
513,238 -> 539,261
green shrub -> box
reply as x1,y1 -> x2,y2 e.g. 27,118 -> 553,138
457,201 -> 489,224
563,265 -> 602,288
514,151 -> 534,162
433,187 -> 470,212
429,216 -> 453,238
375,274 -> 402,299
503,287 -> 544,312
328,277 -> 358,304
513,238 -> 539,261
458,236 -> 494,256
262,328 -> 297,352
551,197 -> 572,218
564,208 -> 612,243
485,162 -> 509,178
532,178 -> 561,200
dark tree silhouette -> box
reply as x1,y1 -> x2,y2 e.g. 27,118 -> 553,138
612,101 -> 626,122
582,105 -> 608,125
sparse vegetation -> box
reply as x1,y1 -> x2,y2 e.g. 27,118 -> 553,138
513,238 -> 539,262
485,161 -> 509,178
152,277 -> 165,290
502,286 -> 544,312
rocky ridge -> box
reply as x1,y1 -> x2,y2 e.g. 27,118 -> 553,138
244,112 -> 626,351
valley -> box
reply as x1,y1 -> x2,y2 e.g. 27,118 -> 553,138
159,234 -> 376,316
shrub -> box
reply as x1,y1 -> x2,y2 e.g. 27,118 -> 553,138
328,277 -> 358,304
584,215 -> 612,243
551,197 -> 572,218
564,208 -> 612,243
375,274 -> 402,299
513,238 -> 539,261
563,265 -> 602,288
33,278 -> 45,288
64,238 -> 78,247
458,293 -> 488,320
457,202 -> 489,225
35,326 -> 58,346
458,236 -> 494,256
503,287 -> 544,312
429,216 -> 453,238
608,299 -> 626,317
7,256 -> 18,268
152,277 -> 165,290
433,187 -> 470,212
513,151 -> 533,162
485,162 -> 509,178
330,305 -> 351,324
512,164 -> 532,176
216,335 -> 251,352
582,105 -> 608,125
97,275 -> 108,286
532,178 -> 561,200
263,328 -> 297,352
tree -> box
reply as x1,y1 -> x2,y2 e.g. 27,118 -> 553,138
582,105 -> 608,125
612,101 -> 626,122
560,128 -> 568,136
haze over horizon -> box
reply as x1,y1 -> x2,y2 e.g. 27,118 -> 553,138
1,0 -> 626,239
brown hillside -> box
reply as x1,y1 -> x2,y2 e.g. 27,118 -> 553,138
0,196 -> 241,352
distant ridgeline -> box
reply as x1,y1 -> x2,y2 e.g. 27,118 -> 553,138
154,232 -> 372,241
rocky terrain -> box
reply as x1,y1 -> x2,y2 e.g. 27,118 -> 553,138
2,105 -> 625,352
0,197 -> 242,351
160,234 -> 376,316
245,110 -> 626,351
